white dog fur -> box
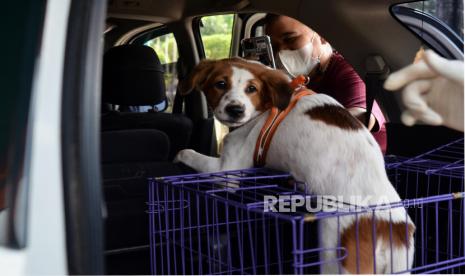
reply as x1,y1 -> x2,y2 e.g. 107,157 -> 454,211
175,57 -> 414,274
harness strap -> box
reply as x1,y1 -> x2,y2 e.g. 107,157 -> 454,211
253,75 -> 315,167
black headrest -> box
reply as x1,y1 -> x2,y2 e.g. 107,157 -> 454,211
102,45 -> 166,106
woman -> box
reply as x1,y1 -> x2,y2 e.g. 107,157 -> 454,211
265,14 -> 387,153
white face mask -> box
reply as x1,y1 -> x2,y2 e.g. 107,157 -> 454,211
276,33 -> 320,78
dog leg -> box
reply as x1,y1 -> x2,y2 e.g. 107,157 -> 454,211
174,149 -> 244,189
174,149 -> 221,173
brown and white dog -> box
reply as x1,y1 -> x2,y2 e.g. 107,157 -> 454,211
175,57 -> 414,274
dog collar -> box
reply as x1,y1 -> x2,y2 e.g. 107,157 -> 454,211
253,76 -> 315,167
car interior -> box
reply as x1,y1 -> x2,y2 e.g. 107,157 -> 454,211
99,0 -> 463,274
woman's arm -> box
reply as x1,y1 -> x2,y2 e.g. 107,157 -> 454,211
348,107 -> 377,131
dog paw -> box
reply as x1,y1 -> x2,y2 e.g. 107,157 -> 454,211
174,149 -> 196,164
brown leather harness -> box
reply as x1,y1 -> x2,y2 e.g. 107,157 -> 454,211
253,75 -> 316,167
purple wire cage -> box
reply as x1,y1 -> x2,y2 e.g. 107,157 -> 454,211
148,138 -> 464,274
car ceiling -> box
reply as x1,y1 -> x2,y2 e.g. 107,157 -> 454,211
107,0 -> 422,73
107,0 -> 426,122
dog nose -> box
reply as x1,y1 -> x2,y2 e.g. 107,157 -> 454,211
225,104 -> 245,118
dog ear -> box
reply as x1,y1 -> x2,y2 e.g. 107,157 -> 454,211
229,56 -> 246,63
260,69 -> 293,110
179,60 -> 216,95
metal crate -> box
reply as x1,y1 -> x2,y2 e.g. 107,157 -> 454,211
148,139 -> 464,274
385,138 -> 464,274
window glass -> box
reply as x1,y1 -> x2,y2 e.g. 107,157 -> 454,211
254,25 -> 264,37
199,14 -> 235,153
200,14 -> 234,59
145,33 -> 179,113
398,0 -> 463,38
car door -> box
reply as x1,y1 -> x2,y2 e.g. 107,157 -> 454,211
0,0 -> 107,274
387,0 -> 464,156
0,0 -> 67,274
391,3 -> 463,60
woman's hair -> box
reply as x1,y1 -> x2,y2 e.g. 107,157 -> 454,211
263,13 -> 281,31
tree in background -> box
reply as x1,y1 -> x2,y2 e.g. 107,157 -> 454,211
144,15 -> 235,112
146,34 -> 178,64
146,15 -> 234,62
200,15 -> 234,36
200,15 -> 234,59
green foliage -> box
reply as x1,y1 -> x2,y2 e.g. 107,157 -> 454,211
145,33 -> 178,64
145,15 -> 234,63
201,15 -> 234,59
200,14 -> 234,36
202,34 -> 232,59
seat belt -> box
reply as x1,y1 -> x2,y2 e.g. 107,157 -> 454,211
173,58 -> 186,114
364,55 -> 390,127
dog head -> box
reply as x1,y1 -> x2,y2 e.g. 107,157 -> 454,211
180,57 -> 293,127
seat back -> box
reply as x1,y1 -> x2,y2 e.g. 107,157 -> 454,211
101,44 -> 193,159
101,129 -> 195,253
100,46 -> 195,256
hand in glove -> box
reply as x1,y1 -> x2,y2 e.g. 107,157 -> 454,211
384,50 -> 464,132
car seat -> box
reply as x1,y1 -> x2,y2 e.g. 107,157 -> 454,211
101,44 -> 193,160
100,45 -> 197,263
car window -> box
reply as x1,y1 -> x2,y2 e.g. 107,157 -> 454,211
391,0 -> 463,59
397,0 -> 463,38
249,14 -> 266,38
254,24 -> 265,37
200,14 -> 235,59
199,14 -> 235,152
144,32 -> 178,113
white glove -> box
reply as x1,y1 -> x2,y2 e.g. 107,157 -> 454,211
384,50 -> 464,132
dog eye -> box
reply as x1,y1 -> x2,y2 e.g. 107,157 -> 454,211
215,81 -> 227,90
245,85 -> 257,93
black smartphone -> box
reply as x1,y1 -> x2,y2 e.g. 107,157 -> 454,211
241,35 -> 276,68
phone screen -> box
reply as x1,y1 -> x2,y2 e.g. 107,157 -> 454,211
241,35 -> 276,68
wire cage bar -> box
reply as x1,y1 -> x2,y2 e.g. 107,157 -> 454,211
148,139 -> 464,274
385,138 -> 464,274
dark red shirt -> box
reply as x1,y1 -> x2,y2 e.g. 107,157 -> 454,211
308,52 -> 387,153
